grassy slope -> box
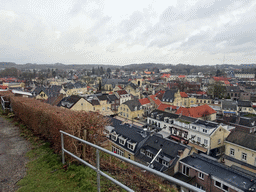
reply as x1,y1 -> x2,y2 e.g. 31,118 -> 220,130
1,109 -> 176,192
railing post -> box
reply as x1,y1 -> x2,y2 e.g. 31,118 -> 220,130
96,149 -> 100,192
61,132 -> 65,164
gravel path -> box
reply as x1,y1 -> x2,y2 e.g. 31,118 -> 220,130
0,116 -> 31,192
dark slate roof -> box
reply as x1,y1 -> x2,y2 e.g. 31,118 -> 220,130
73,81 -> 86,88
109,118 -> 150,154
239,117 -> 256,127
226,131 -> 256,151
226,86 -> 240,92
126,82 -> 137,90
90,99 -> 100,106
149,109 -> 218,128
196,95 -> 212,99
238,100 -> 252,107
181,153 -> 256,191
63,82 -> 75,89
32,85 -> 62,97
222,100 -> 238,110
223,155 -> 256,171
108,94 -> 118,102
123,99 -> 141,111
162,89 -> 178,102
97,94 -> 109,101
136,135 -> 190,171
57,95 -> 82,109
102,79 -> 124,87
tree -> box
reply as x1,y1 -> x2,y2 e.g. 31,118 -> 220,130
216,69 -> 221,77
98,79 -> 102,91
107,68 -> 111,73
207,82 -> 226,99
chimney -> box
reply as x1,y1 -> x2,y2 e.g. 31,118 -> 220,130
178,150 -> 183,156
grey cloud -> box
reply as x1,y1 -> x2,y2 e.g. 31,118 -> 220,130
160,6 -> 183,23
120,11 -> 144,33
69,0 -> 87,16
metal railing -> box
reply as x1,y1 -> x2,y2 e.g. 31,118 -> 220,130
60,130 -> 205,192
1,96 -> 10,112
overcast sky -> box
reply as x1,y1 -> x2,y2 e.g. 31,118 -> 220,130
1,0 -> 256,65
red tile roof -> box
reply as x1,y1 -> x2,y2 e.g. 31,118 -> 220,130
144,71 -> 152,74
178,75 -> 186,78
213,76 -> 231,81
161,74 -> 171,78
118,85 -> 123,89
196,91 -> 207,95
176,104 -> 216,118
149,95 -> 161,106
155,90 -> 165,100
0,85 -> 8,89
180,92 -> 188,98
224,81 -> 230,85
116,90 -> 128,95
139,98 -> 150,105
157,103 -> 177,111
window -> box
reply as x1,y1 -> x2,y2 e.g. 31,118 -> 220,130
112,146 -> 124,156
174,129 -> 177,134
198,172 -> 204,180
182,165 -> 189,176
128,154 -> 131,159
111,134 -> 117,141
214,180 -> 229,192
120,107 -> 122,110
196,183 -> 204,190
119,138 -> 126,145
223,185 -> 229,191
81,103 -> 83,106
155,157 -> 159,162
215,181 -> 221,188
204,139 -> 208,145
127,142 -> 135,151
218,139 -> 221,144
197,137 -> 201,143
147,151 -> 153,159
140,149 -> 145,155
203,129 -> 207,133
230,148 -> 235,156
184,132 -> 188,138
162,160 -> 169,167
192,126 -> 196,129
242,153 -> 247,161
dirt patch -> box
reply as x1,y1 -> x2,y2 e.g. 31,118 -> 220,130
0,117 -> 31,192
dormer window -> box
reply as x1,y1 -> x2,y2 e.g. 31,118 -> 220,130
192,126 -> 196,129
119,136 -> 126,146
203,129 -> 207,133
162,160 -> 169,167
111,132 -> 118,141
146,151 -> 153,159
127,141 -> 136,151
140,148 -> 145,155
